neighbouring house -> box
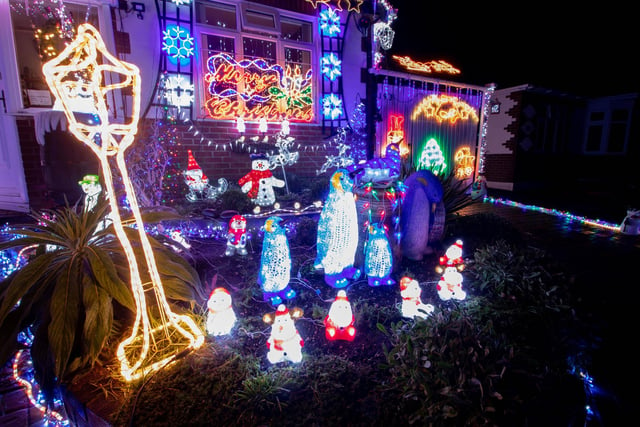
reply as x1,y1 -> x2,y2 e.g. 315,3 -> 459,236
0,0 -> 492,213
483,84 -> 640,219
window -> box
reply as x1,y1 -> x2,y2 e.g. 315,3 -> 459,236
196,0 -> 315,123
584,105 -> 631,154
9,1 -> 99,109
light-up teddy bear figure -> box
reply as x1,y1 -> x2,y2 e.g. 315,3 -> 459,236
324,290 -> 356,341
363,223 -> 396,287
225,214 -> 248,256
314,169 -> 361,288
238,153 -> 285,207
206,287 -> 237,336
435,240 -> 467,301
258,217 -> 296,306
263,304 -> 304,364
399,276 -> 435,319
439,239 -> 464,269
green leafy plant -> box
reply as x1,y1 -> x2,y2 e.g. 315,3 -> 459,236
0,195 -> 204,400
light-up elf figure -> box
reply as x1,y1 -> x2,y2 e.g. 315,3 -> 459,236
363,223 -> 396,287
258,216 -> 296,306
435,240 -> 467,301
78,174 -> 102,212
238,153 -> 285,207
225,214 -> 248,256
324,290 -> 356,341
206,287 -> 237,336
263,304 -> 304,364
43,24 -> 204,381
314,169 -> 361,288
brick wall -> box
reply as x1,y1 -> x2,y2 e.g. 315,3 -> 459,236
15,116 -> 50,210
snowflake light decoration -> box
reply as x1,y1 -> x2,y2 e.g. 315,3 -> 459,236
163,74 -> 194,109
322,94 -> 343,120
171,0 -> 190,5
162,25 -> 194,64
321,53 -> 342,81
319,7 -> 341,37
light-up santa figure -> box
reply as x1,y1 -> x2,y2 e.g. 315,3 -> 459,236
258,217 -> 296,306
225,214 -> 248,256
399,276 -> 435,319
206,287 -> 237,336
263,304 -> 304,364
184,150 -> 209,197
314,169 -> 361,288
324,290 -> 356,341
238,153 -> 285,207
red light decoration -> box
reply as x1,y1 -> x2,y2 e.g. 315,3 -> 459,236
324,290 -> 356,341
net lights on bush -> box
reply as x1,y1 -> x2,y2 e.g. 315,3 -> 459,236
42,23 -> 204,382
324,290 -> 356,341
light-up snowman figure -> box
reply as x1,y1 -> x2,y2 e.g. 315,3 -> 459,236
263,304 -> 304,364
324,290 -> 356,341
43,24 -> 204,381
206,287 -> 237,336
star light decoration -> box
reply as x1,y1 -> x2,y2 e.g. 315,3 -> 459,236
319,7 -> 342,37
322,93 -> 343,120
306,0 -> 363,12
42,23 -> 204,382
162,25 -> 195,64
163,74 -> 194,109
321,53 -> 342,81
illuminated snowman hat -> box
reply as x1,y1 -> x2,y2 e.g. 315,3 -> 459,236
209,287 -> 230,298
275,304 -> 289,317
334,290 -> 349,302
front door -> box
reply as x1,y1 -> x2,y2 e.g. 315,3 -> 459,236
0,83 -> 29,213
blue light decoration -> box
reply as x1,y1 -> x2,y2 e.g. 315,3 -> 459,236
162,24 -> 194,66
363,223 -> 395,287
322,93 -> 343,120
314,169 -> 361,288
321,52 -> 342,81
319,7 -> 341,37
258,217 -> 296,306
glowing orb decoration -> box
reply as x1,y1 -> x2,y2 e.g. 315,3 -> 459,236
206,288 -> 237,336
392,55 -> 461,75
322,93 -> 343,120
163,74 -> 194,108
324,290 -> 356,341
399,277 -> 435,319
263,304 -> 304,364
411,94 -> 479,125
319,7 -> 341,37
162,25 -> 194,65
314,169 -> 361,288
321,53 -> 342,81
454,146 -> 475,179
43,23 -> 204,382
417,138 -> 447,176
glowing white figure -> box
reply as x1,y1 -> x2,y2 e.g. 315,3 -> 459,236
440,240 -> 464,269
399,277 -> 434,319
225,214 -> 248,256
43,23 -> 204,381
263,304 -> 304,364
363,223 -> 395,287
206,287 -> 237,336
238,153 -> 285,207
258,217 -> 296,306
314,169 -> 361,288
437,266 -> 467,301
324,290 -> 356,341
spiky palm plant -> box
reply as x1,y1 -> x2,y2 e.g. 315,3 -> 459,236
0,195 -> 204,400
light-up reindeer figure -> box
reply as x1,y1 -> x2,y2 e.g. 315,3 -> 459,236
42,24 -> 204,382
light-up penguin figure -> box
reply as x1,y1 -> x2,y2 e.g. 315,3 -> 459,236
206,287 -> 237,336
363,223 -> 395,287
225,214 -> 248,256
258,216 -> 296,306
324,290 -> 356,341
263,304 -> 304,364
314,169 -> 361,288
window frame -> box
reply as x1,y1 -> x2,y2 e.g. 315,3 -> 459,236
583,102 -> 632,155
194,0 -> 318,123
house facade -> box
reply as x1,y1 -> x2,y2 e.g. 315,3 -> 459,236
0,0 -> 490,213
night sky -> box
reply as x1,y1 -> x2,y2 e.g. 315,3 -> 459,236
387,1 -> 640,97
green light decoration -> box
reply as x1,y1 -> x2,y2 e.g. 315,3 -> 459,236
417,137 -> 447,176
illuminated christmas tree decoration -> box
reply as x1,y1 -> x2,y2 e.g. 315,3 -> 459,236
385,114 -> 409,157
319,7 -> 341,37
259,217 -> 296,306
411,94 -> 479,125
206,287 -> 237,336
364,223 -> 395,287
324,290 -> 356,341
162,25 -> 194,65
454,146 -> 475,178
225,214 -> 248,256
322,93 -> 343,120
392,55 -> 461,75
314,169 -> 361,288
321,53 -> 342,81
399,277 -> 435,319
417,138 -> 447,176
163,74 -> 194,109
43,23 -> 204,382
263,304 -> 304,364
